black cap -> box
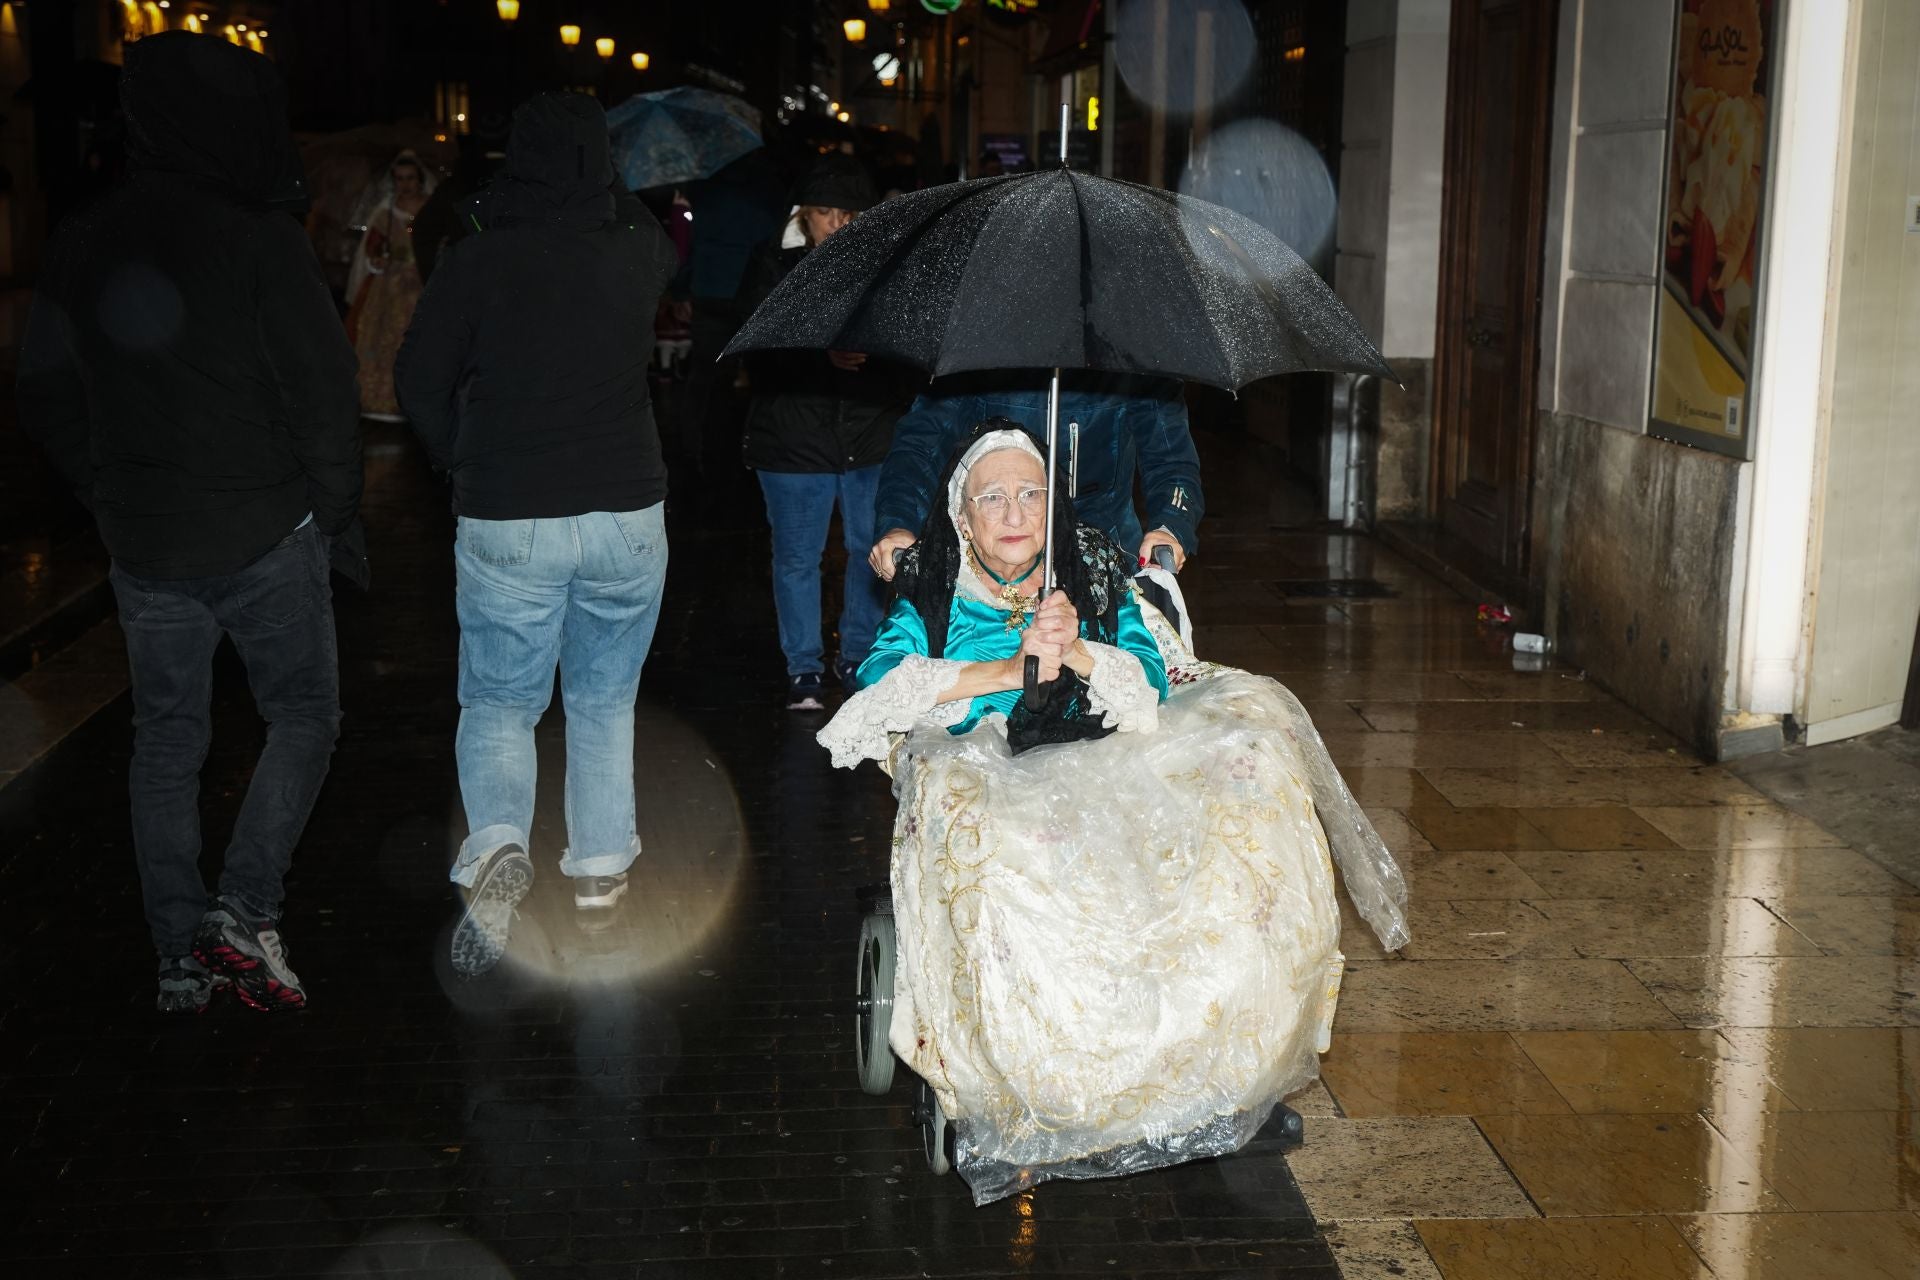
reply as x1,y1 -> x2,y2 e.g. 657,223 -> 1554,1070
793,154 -> 875,212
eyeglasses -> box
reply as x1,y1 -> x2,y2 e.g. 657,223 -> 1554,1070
966,487 -> 1049,517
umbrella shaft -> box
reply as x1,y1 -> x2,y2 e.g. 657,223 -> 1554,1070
1044,368 -> 1061,593
1043,103 -> 1068,595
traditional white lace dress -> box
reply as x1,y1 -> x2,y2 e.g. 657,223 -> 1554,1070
820,585 -> 1409,1204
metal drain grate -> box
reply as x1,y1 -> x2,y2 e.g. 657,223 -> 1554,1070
1272,579 -> 1399,599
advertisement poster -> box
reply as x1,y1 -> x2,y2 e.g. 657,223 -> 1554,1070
1650,0 -> 1780,457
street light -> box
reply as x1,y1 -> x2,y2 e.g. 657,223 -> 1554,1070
843,18 -> 866,42
559,24 -> 580,46
631,51 -> 650,71
595,36 -> 614,59
867,0 -> 891,11
495,0 -> 519,21
837,110 -> 851,123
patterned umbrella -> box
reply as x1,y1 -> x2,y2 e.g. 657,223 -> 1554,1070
606,87 -> 762,190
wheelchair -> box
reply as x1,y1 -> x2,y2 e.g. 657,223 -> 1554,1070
847,547 -> 1305,1178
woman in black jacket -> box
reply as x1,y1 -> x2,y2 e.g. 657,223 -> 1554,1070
741,156 -> 916,710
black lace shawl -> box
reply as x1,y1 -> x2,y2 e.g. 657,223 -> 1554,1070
891,419 -> 1137,753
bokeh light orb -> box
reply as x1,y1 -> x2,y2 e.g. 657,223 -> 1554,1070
434,700 -> 748,999
1180,119 -> 1337,269
1114,0 -> 1256,115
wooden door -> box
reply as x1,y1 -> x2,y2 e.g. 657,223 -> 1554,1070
1432,0 -> 1557,574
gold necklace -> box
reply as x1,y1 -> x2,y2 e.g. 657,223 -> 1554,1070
969,544 -> 1039,631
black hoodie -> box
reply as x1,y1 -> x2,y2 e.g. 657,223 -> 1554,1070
395,93 -> 677,520
16,32 -> 363,582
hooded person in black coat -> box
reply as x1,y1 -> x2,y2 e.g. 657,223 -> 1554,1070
17,31 -> 363,582
394,94 -> 680,978
15,32 -> 363,1014
396,93 -> 677,521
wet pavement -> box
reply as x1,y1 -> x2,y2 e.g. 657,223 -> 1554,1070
5,420 -> 1918,1280
0,428 -> 1336,1279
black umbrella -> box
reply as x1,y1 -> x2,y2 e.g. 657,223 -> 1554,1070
726,156 -> 1390,697
722,167 -> 1390,390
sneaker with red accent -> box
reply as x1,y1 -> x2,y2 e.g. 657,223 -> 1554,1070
156,955 -> 220,1014
192,900 -> 308,1011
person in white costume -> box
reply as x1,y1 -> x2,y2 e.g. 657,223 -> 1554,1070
819,426 -> 1410,1204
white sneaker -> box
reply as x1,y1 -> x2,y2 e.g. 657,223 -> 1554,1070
574,872 -> 629,910
451,843 -> 533,976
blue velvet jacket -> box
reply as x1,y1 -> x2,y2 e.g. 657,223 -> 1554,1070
871,372 -> 1204,555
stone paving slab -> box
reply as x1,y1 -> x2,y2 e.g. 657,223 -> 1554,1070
1732,731 -> 1920,890
0,616 -> 127,787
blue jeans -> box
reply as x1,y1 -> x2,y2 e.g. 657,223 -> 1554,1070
450,506 -> 668,888
110,524 -> 340,955
757,467 -> 885,677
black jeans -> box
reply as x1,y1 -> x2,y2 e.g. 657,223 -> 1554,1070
109,524 -> 341,955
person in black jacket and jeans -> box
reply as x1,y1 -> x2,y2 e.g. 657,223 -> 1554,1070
397,93 -> 677,977
16,33 -> 363,1014
741,156 -> 914,710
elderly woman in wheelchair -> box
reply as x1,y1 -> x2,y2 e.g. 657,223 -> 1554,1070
819,422 -> 1409,1205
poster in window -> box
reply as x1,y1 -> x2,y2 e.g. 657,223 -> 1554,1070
1650,0 -> 1780,458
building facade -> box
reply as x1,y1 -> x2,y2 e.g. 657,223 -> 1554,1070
1343,0 -> 1919,756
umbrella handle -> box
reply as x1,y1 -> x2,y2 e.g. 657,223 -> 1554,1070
1024,654 -> 1040,702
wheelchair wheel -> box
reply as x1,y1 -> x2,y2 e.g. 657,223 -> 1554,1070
853,909 -> 896,1096
916,1079 -> 953,1176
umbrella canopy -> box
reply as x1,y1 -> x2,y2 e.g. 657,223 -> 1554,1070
723,168 -> 1390,390
606,87 -> 762,191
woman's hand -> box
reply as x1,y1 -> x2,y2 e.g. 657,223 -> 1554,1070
1138,528 -> 1186,572
1032,591 -> 1096,679
869,528 -> 916,580
1016,604 -> 1068,684
1031,591 -> 1080,648
1015,591 -> 1078,684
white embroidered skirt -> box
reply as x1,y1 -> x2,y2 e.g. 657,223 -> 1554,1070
887,666 -> 1392,1204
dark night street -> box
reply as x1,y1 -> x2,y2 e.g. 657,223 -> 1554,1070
5,3 -> 1920,1276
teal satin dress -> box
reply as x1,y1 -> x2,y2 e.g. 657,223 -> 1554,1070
856,593 -> 1170,735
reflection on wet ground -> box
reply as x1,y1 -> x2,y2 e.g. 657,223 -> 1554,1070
2,425 -> 1915,1278
1189,446 -> 1920,1279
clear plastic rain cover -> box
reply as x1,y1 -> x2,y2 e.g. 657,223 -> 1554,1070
883,613 -> 1409,1205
